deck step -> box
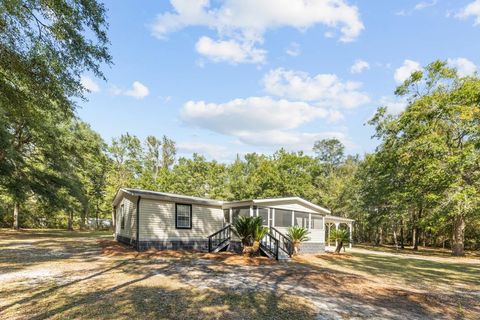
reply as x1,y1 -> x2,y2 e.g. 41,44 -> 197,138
211,241 -> 230,253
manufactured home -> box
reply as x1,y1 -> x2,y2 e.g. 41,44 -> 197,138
113,188 -> 353,259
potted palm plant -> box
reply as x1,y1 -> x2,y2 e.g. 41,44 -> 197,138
251,223 -> 269,255
329,229 -> 349,253
286,226 -> 309,255
232,216 -> 267,255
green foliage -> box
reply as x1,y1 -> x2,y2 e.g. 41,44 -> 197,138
287,226 -> 310,243
329,229 -> 350,243
232,216 -> 265,246
253,223 -> 269,243
329,229 -> 350,254
313,138 -> 345,167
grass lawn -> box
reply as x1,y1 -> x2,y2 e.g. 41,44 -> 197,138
0,229 -> 479,319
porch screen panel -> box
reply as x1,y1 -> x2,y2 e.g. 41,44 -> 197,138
275,209 -> 292,227
258,208 -> 268,226
232,207 -> 250,223
294,212 -> 309,228
311,215 -> 324,229
223,209 -> 230,224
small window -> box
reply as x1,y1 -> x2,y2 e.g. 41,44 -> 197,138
120,204 -> 125,229
223,209 -> 230,224
294,212 -> 309,228
176,204 -> 192,229
275,209 -> 292,228
311,215 -> 324,229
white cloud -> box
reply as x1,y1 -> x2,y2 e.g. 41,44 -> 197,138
179,95 -> 349,149
236,130 -> 353,149
195,36 -> 266,64
80,76 -> 100,93
414,0 -> 437,10
152,0 -> 364,64
456,0 -> 480,25
178,142 -> 230,159
350,59 -> 370,74
394,59 -> 422,84
112,81 -> 150,99
285,42 -> 301,57
262,68 -> 370,108
379,96 -> 408,115
181,96 -> 333,134
447,57 -> 477,77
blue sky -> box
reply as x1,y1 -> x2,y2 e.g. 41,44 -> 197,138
78,0 -> 480,161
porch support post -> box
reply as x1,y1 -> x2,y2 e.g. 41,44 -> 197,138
349,223 -> 353,248
272,208 -> 275,227
229,208 -> 232,224
249,206 -> 253,217
335,222 -> 339,248
327,223 -> 331,247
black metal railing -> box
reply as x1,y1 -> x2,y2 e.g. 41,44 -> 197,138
270,227 -> 293,257
207,224 -> 231,252
260,232 -> 279,260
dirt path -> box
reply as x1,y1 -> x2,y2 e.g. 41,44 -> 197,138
0,231 -> 479,319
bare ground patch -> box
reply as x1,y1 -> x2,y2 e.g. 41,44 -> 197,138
1,230 -> 479,319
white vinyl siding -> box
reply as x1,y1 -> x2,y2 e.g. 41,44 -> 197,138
115,194 -> 137,240
261,202 -> 319,213
139,199 -> 223,241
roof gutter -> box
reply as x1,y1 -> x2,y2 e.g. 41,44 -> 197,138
136,196 -> 141,251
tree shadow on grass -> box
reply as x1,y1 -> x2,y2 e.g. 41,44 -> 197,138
317,252 -> 480,289
28,284 -> 316,320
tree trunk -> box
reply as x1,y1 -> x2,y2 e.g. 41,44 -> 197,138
67,211 -> 73,231
452,214 -> 465,256
400,221 -> 405,249
335,240 -> 343,254
80,207 -> 87,230
412,209 -> 418,251
13,202 -> 19,230
112,207 -> 116,231
379,226 -> 383,245
393,229 -> 398,250
412,225 -> 418,251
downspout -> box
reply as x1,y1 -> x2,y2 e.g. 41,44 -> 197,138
136,196 -> 141,251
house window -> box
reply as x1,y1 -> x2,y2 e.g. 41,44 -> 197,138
176,204 -> 192,229
274,209 -> 292,228
120,204 -> 125,229
223,209 -> 230,224
311,215 -> 324,229
294,211 -> 309,228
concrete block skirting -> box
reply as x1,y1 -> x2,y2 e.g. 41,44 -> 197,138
137,240 -> 209,251
116,237 -> 209,251
299,242 -> 325,254
227,241 -> 243,253
116,234 -> 135,246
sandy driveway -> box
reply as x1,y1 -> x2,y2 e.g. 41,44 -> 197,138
0,230 -> 479,319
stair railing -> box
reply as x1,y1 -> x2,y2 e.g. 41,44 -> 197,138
270,226 -> 294,257
207,224 -> 231,252
260,232 -> 279,260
